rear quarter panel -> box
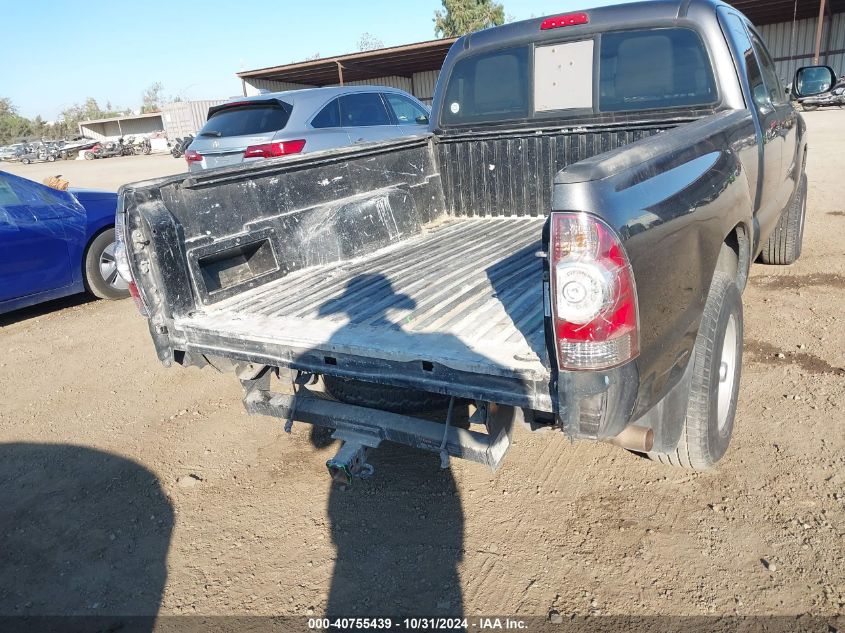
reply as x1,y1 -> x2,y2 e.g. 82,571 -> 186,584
551,110 -> 758,417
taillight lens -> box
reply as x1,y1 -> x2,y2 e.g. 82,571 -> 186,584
128,281 -> 149,317
550,212 -> 639,370
243,139 -> 306,159
184,149 -> 202,165
540,12 -> 588,30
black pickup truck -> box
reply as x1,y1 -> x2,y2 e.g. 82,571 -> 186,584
116,0 -> 835,481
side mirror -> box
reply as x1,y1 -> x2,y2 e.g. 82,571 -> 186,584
415,115 -> 429,125
793,65 -> 836,98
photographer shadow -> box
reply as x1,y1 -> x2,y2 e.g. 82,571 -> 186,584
301,273 -> 514,619
0,443 -> 173,629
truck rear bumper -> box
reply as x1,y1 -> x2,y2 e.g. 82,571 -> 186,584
241,370 -> 520,472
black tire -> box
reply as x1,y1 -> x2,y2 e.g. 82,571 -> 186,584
760,174 -> 807,265
323,375 -> 451,414
21,158 -> 31,165
649,272 -> 743,470
83,229 -> 130,300
802,103 -> 819,111
84,151 -> 95,160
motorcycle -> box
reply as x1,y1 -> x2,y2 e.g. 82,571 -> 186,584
800,76 -> 845,111
134,137 -> 152,155
84,138 -> 127,160
121,136 -> 137,156
170,135 -> 193,159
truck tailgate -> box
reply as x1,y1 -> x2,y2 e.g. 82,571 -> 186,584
176,216 -> 549,384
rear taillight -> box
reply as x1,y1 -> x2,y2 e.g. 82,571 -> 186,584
540,12 -> 588,30
128,281 -> 149,317
115,197 -> 149,317
243,139 -> 306,159
184,149 -> 202,165
550,212 -> 638,370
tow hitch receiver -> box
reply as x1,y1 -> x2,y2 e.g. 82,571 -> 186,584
241,371 -> 519,477
326,432 -> 378,485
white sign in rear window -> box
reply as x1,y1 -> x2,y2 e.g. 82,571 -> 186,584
534,40 -> 594,111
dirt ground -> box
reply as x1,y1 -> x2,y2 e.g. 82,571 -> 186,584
0,111 -> 843,622
2,153 -> 185,191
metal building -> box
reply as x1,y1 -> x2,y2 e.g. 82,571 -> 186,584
237,1 -> 845,103
160,100 -> 226,139
732,0 -> 845,82
237,38 -> 456,105
78,112 -> 165,141
79,100 -> 226,141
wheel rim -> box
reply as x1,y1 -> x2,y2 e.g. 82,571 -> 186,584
717,314 -> 738,432
99,242 -> 129,291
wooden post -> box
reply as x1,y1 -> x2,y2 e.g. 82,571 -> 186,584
336,61 -> 344,86
813,0 -> 827,64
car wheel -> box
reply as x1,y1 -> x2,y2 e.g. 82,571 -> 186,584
21,158 -> 31,165
83,229 -> 130,300
47,155 -> 56,162
84,152 -> 95,160
760,174 -> 807,265
648,272 -> 743,469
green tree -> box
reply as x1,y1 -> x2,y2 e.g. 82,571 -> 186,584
357,32 -> 384,51
141,81 -> 164,113
0,98 -> 34,144
434,0 -> 505,37
56,98 -> 128,138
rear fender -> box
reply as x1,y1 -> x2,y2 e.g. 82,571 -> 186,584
549,110 -> 756,437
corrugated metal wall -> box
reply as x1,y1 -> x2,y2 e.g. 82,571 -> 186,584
412,70 -> 440,104
332,75 -> 413,92
243,78 -> 316,96
161,99 -> 226,138
242,72 -> 441,104
79,115 -> 164,141
759,13 -> 845,84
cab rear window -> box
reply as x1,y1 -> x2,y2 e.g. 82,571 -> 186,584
440,27 -> 717,126
199,103 -> 292,138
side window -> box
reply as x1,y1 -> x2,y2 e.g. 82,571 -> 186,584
749,31 -> 787,106
339,93 -> 391,127
745,49 -> 770,112
311,98 -> 340,128
0,177 -> 21,208
0,177 -> 19,225
384,93 -> 429,125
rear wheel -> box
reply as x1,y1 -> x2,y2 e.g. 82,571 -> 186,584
83,229 -> 130,300
84,151 -> 95,160
21,158 -> 31,165
760,174 -> 807,265
649,272 -> 743,470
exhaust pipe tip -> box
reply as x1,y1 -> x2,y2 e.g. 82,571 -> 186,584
605,425 -> 654,453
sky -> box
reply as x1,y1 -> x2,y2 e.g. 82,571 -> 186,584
2,0 -> 640,121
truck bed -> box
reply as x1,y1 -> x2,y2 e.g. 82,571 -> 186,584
176,216 -> 550,383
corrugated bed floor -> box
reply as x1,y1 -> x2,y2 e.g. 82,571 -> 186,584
181,217 -> 550,380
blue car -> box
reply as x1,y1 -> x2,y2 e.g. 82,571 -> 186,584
0,171 -> 129,315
